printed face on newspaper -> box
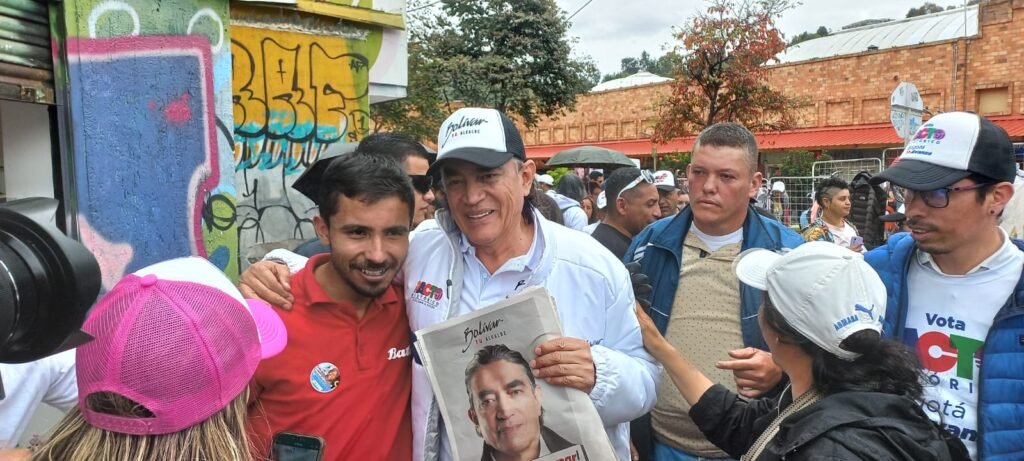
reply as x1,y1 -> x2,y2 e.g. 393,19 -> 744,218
415,287 -> 615,461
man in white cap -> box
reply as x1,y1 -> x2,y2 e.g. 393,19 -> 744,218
866,111 -> 1023,460
768,181 -> 789,223
241,108 -> 658,461
653,170 -> 682,218
537,174 -> 555,194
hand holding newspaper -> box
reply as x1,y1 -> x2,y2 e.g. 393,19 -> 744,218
415,287 -> 616,461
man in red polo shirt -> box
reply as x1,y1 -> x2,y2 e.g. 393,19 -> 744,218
248,152 -> 414,460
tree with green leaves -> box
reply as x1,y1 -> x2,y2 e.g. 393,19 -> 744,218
653,0 -> 801,142
658,152 -> 692,173
370,39 -> 449,142
789,25 -> 830,46
370,0 -> 598,140
424,0 -> 598,127
779,150 -> 830,177
906,2 -> 945,17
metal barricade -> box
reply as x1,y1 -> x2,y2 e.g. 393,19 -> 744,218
811,158 -> 884,183
762,176 -> 819,231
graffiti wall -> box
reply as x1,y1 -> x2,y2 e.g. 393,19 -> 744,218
62,0 -> 237,286
231,8 -> 374,257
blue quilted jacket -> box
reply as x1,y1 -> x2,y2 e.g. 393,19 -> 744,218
865,233 -> 1024,460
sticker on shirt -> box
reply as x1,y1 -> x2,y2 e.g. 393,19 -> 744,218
310,362 -> 340,393
411,280 -> 444,309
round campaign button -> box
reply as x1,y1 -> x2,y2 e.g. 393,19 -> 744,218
310,362 -> 340,393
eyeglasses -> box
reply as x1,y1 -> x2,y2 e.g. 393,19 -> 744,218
409,175 -> 434,194
617,170 -> 655,202
899,182 -> 992,209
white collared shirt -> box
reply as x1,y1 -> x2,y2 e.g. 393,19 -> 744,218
457,222 -> 545,317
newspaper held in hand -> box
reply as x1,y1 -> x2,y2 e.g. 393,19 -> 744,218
415,287 -> 615,461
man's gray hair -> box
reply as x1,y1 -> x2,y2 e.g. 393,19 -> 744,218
693,123 -> 759,174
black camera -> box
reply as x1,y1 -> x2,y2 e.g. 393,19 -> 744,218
0,198 -> 101,397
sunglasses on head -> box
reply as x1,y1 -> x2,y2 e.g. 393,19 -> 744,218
617,170 -> 655,201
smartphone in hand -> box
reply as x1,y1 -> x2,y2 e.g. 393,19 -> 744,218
272,432 -> 325,461
850,235 -> 864,248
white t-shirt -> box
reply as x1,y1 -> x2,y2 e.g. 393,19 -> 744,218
905,229 -> 1024,459
0,350 -> 77,447
690,224 -> 743,252
825,221 -> 860,249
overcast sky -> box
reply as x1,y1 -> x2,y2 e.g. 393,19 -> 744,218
555,0 -> 973,75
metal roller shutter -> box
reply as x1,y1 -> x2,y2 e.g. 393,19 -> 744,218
0,0 -> 52,104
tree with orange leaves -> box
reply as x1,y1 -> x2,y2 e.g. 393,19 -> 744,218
653,0 -> 802,142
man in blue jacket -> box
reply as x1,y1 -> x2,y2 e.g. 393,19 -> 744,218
865,112 -> 1023,460
626,123 -> 804,461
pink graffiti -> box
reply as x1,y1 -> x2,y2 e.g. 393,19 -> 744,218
164,92 -> 192,124
67,35 -> 220,258
78,216 -> 134,290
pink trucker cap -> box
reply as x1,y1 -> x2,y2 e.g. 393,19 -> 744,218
76,257 -> 287,435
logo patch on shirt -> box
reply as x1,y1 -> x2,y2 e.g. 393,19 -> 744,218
411,280 -> 444,308
310,362 -> 340,393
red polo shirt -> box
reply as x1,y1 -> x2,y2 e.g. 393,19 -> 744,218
248,254 -> 412,461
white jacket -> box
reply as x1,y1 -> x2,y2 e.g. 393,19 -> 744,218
406,209 -> 658,461
549,192 -> 589,231
265,211 -> 658,460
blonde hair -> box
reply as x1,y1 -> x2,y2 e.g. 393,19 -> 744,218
32,390 -> 254,461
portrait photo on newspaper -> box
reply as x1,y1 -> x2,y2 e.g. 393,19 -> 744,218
415,287 -> 615,461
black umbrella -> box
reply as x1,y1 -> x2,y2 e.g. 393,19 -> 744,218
291,142 -> 359,203
545,146 -> 636,169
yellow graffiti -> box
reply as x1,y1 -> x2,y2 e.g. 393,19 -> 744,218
231,26 -> 370,171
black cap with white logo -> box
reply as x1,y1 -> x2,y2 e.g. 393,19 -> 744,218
429,108 -> 526,175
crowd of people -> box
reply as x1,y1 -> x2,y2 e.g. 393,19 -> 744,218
1,108 -> 1019,461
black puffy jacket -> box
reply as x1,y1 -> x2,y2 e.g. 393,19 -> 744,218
689,384 -> 966,461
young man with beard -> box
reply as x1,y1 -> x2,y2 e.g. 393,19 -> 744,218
242,108 -> 657,461
293,132 -> 436,258
626,123 -> 804,461
247,152 -> 415,460
866,112 -> 1024,460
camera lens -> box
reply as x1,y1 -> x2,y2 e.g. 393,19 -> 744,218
0,198 -> 100,363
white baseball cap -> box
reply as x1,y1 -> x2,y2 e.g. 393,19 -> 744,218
653,170 -> 678,191
429,108 -> 526,175
872,112 -> 1016,190
537,174 -> 554,186
771,181 -> 786,193
734,241 -> 886,361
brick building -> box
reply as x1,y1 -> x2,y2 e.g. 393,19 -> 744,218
523,0 -> 1024,169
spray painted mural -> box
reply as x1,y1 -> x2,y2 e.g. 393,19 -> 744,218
62,0 -> 238,286
231,11 -> 375,258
